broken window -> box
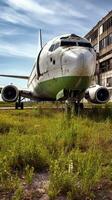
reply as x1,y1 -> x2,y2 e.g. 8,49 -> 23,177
99,33 -> 112,50
91,30 -> 98,42
103,17 -> 112,32
107,77 -> 112,87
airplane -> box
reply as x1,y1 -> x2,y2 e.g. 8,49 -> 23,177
0,33 -> 110,114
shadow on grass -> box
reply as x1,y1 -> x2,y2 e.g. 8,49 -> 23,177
83,105 -> 112,121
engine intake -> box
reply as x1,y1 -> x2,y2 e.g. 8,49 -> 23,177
85,85 -> 110,104
1,85 -> 19,102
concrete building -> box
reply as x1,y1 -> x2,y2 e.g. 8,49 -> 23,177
85,11 -> 112,99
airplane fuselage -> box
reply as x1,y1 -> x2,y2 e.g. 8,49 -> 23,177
0,33 -> 110,109
28,34 -> 96,100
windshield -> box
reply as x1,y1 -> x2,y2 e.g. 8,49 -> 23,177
61,40 -> 92,48
61,40 -> 77,46
78,42 -> 92,48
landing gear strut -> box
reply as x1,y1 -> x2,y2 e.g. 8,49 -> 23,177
65,100 -> 84,117
74,102 -> 84,116
15,95 -> 24,110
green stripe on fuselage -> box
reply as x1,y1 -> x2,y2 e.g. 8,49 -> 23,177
35,76 -> 91,99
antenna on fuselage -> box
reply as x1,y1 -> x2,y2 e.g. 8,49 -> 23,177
40,29 -> 43,49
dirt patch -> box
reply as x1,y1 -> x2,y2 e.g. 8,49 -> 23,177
93,179 -> 112,200
23,172 -> 67,200
0,175 -> 112,200
23,172 -> 49,200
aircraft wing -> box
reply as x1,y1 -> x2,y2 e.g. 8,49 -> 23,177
0,73 -> 45,102
0,74 -> 29,79
20,89 -> 39,100
0,84 -> 44,102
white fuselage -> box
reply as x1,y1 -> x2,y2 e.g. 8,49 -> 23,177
1,34 -> 111,106
27,34 -> 96,100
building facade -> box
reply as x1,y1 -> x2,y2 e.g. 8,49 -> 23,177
85,11 -> 112,98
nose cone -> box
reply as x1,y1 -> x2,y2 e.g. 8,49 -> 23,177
62,48 -> 96,76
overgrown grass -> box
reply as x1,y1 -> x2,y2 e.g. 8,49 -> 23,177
0,106 -> 111,199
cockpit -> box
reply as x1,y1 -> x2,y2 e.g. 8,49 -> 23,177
49,34 -> 93,52
61,40 -> 92,48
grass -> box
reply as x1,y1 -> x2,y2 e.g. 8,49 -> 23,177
0,106 -> 111,199
0,100 -> 64,108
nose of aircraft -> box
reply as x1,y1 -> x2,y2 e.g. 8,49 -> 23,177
62,48 -> 96,77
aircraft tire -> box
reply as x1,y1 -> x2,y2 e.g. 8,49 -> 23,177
74,102 -> 83,115
80,103 -> 84,110
15,102 -> 19,109
20,102 -> 24,109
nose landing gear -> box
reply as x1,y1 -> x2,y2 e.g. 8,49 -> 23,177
65,100 -> 84,117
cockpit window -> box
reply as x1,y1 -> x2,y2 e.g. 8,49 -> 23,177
49,40 -> 92,52
49,42 -> 60,52
53,42 -> 60,51
60,40 -> 92,48
78,42 -> 92,48
49,44 -> 55,52
61,40 -> 77,47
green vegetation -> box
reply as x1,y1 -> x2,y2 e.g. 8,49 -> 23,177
0,100 -> 63,108
0,106 -> 112,199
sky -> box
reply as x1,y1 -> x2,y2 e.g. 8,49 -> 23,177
0,0 -> 111,88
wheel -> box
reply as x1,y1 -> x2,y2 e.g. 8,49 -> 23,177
15,102 -> 19,109
65,101 -> 71,119
80,103 -> 84,110
20,102 -> 24,109
75,103 -> 79,115
75,103 -> 84,115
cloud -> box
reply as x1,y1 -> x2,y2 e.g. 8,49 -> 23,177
0,0 -> 90,60
84,1 -> 105,16
47,1 -> 87,19
7,0 -> 87,18
0,7 -> 36,27
7,0 -> 54,15
0,41 -> 40,58
3,0 -> 87,28
0,0 -> 107,61
0,28 -> 18,36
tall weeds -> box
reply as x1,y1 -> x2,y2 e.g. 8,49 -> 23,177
0,107 -> 111,199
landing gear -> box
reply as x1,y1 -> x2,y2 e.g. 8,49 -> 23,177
74,102 -> 84,116
65,100 -> 84,117
15,95 -> 24,110
15,102 -> 24,109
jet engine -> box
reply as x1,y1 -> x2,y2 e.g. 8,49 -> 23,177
85,85 -> 110,104
1,85 -> 19,102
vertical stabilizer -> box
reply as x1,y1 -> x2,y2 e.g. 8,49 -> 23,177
40,29 -> 43,49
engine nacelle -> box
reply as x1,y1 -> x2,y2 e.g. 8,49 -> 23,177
85,85 -> 110,104
1,85 -> 19,102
